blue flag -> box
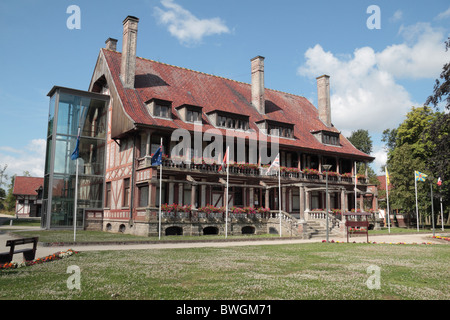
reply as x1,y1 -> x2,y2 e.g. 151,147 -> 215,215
151,146 -> 163,166
70,132 -> 81,160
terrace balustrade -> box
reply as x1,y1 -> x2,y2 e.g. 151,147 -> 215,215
136,156 -> 367,185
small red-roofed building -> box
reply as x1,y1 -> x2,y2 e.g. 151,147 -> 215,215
13,176 -> 44,217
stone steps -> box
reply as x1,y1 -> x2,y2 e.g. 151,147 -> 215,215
306,221 -> 339,238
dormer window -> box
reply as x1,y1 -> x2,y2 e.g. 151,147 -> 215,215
311,130 -> 340,146
176,104 -> 203,124
207,110 -> 249,131
155,104 -> 170,118
186,109 -> 201,123
146,98 -> 172,119
257,120 -> 294,138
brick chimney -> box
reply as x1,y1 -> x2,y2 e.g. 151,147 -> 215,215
317,75 -> 332,127
105,38 -> 118,51
120,16 -> 139,89
251,56 -> 265,114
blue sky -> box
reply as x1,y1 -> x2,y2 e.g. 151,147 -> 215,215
0,0 -> 449,179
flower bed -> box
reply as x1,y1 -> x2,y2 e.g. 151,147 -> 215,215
433,235 -> 450,242
322,240 -> 435,245
1,249 -> 79,270
161,203 -> 192,213
303,168 -> 320,176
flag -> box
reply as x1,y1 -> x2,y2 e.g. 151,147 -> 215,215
266,154 -> 280,175
415,171 -> 428,182
70,131 -> 81,160
385,167 -> 390,185
437,177 -> 442,186
151,145 -> 163,166
218,148 -> 228,171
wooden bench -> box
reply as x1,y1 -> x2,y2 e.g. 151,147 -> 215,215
344,212 -> 371,243
0,237 -> 39,263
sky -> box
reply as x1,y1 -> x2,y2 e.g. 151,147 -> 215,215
0,0 -> 449,181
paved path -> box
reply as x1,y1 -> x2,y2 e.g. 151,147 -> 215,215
0,226 -> 447,261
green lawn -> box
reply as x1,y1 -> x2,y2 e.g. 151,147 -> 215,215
1,242 -> 449,300
369,227 -> 450,235
8,229 -> 282,244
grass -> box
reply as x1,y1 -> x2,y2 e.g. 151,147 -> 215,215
8,227 -> 447,245
1,241 -> 449,300
7,230 -> 282,244
369,227 -> 450,235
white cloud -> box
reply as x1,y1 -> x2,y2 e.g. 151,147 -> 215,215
154,0 -> 230,46
298,22 -> 449,136
378,23 -> 449,79
0,139 -> 46,178
299,44 -> 414,134
371,145 -> 388,175
390,10 -> 403,23
435,7 -> 450,20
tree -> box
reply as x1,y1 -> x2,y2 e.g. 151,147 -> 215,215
0,164 -> 8,212
388,143 -> 427,214
425,36 -> 450,111
347,129 -> 373,155
347,129 -> 378,184
422,112 -> 450,211
396,106 -> 437,157
384,106 -> 438,223
5,175 -> 16,212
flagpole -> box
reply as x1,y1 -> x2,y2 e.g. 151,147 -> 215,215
278,155 -> 281,238
440,196 -> 444,231
415,174 -> 419,232
225,147 -> 229,239
386,169 -> 390,234
159,138 -> 163,240
73,127 -> 80,242
430,181 -> 435,237
354,161 -> 357,212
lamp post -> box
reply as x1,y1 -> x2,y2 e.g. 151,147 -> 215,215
323,164 -> 332,242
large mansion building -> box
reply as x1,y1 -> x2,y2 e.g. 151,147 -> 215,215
42,16 -> 376,237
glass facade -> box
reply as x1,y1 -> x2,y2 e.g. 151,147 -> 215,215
43,87 -> 109,229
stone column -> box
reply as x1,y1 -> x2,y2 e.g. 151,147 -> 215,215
341,188 -> 347,212
168,178 -> 174,205
191,184 -> 197,209
265,188 -> 270,209
201,181 -> 206,207
299,186 -> 305,220
305,189 -> 310,221
249,187 -> 254,208
178,183 -> 183,205
288,188 -> 293,213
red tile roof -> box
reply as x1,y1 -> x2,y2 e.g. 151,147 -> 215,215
377,175 -> 392,191
102,49 -> 373,161
13,176 -> 44,196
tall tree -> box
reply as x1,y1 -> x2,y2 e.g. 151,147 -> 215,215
422,112 -> 450,208
385,106 -> 438,221
381,128 -> 398,154
347,129 -> 373,155
347,129 -> 378,184
395,106 -> 437,157
425,36 -> 450,110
